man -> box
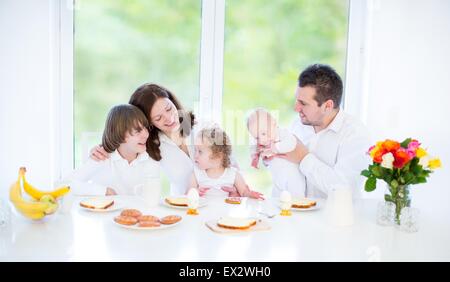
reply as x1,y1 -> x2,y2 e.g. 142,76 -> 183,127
278,64 -> 370,199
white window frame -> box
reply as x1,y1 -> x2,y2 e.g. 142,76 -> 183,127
59,1 -> 74,179
344,0 -> 371,125
199,0 -> 225,125
51,0 -> 74,182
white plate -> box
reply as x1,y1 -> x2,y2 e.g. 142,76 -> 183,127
78,197 -> 123,213
161,197 -> 208,209
113,217 -> 182,230
277,198 -> 323,212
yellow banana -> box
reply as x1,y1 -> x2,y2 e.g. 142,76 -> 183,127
20,167 -> 70,200
9,176 -> 48,220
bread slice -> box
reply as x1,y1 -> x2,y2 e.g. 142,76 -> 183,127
80,198 -> 114,210
165,197 -> 189,207
217,217 -> 257,230
291,198 -> 317,209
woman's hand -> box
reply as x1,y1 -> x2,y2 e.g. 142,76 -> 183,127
90,145 -> 110,161
105,187 -> 117,196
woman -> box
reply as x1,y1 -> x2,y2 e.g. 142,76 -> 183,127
91,83 -> 239,196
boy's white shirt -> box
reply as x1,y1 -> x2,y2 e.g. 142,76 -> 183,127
66,151 -> 160,196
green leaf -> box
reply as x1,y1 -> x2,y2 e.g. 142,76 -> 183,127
385,173 -> 393,184
400,138 -> 412,148
390,179 -> 399,189
384,194 -> 394,203
403,172 -> 414,184
365,177 -> 377,192
412,163 -> 422,174
361,169 -> 371,178
402,162 -> 411,172
417,177 -> 427,184
372,166 -> 382,178
410,157 -> 420,166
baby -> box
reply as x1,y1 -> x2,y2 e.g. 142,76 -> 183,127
247,108 -> 306,197
189,126 -> 264,200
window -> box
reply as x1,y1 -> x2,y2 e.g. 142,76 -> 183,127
222,0 -> 350,194
74,0 -> 349,196
74,0 -> 201,167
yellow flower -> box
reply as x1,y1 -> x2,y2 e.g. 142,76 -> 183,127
416,147 -> 428,158
428,158 -> 442,169
369,142 -> 383,158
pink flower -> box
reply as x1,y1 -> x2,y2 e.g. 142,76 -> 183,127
407,140 -> 421,158
408,140 -> 420,151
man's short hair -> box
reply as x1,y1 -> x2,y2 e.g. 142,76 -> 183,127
298,64 -> 343,109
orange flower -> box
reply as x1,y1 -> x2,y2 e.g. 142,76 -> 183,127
369,141 -> 385,163
373,149 -> 386,163
383,139 -> 401,153
393,148 -> 412,169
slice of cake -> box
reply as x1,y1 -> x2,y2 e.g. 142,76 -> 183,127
79,197 -> 114,210
291,198 -> 317,209
217,217 -> 257,230
165,197 -> 189,207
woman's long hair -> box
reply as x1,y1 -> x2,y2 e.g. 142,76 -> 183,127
129,83 -> 196,161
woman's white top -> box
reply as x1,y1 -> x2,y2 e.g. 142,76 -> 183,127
66,151 -> 160,196
193,166 -> 237,197
158,131 -> 196,195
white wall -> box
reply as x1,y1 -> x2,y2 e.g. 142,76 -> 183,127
346,0 -> 450,210
0,0 -> 72,199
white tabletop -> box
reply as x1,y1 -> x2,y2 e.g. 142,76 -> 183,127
1,196 -> 449,262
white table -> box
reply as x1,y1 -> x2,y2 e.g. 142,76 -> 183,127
1,196 -> 449,261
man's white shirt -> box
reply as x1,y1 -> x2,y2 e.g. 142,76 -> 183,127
290,110 -> 371,199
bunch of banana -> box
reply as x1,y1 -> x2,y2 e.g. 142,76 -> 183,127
9,167 -> 70,220
20,167 -> 70,200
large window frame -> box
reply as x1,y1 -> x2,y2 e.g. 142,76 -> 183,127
59,0 -> 363,175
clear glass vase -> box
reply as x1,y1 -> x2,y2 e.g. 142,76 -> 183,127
396,207 -> 420,233
376,201 -> 395,226
385,184 -> 411,225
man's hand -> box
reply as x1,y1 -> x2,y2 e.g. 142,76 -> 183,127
277,141 -> 309,164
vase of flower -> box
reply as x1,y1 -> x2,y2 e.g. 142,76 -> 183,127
362,138 -> 441,229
